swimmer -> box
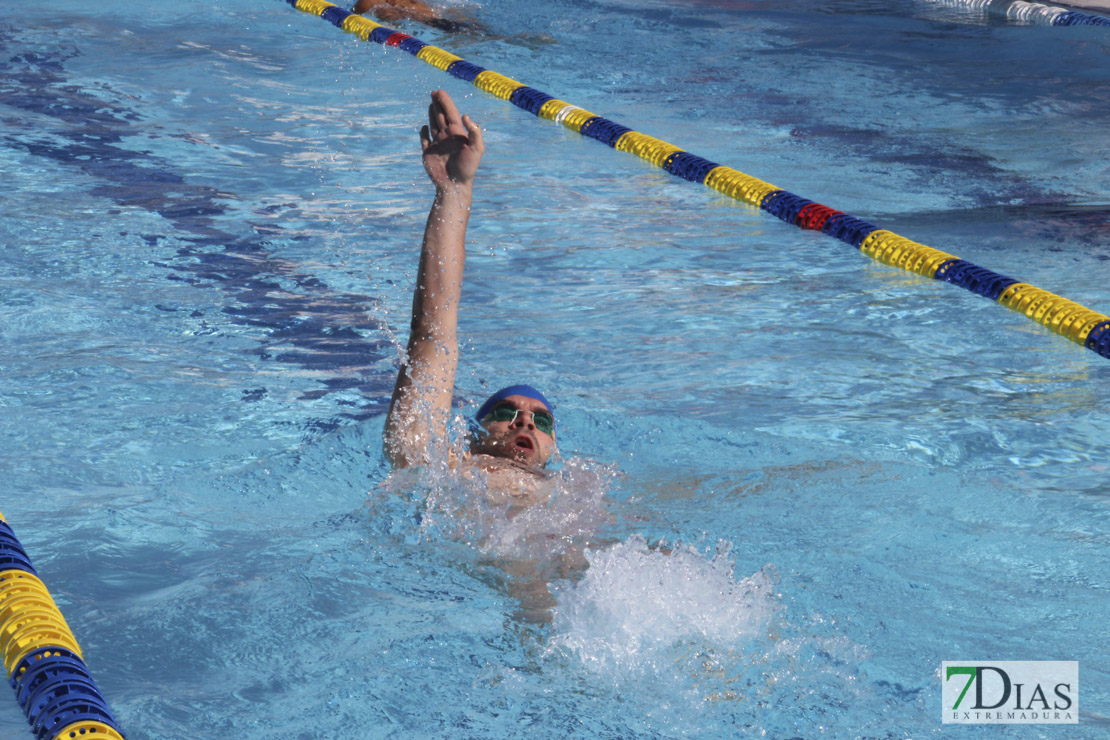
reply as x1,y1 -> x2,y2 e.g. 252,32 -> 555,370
381,91 -> 607,623
384,90 -> 557,501
351,0 -> 481,33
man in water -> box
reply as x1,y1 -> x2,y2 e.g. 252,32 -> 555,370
383,90 -> 557,492
351,0 -> 479,32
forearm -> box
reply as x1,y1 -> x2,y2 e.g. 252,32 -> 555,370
385,184 -> 472,466
409,184 -> 471,345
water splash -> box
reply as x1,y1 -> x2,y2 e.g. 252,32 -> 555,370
373,425 -> 614,550
366,451 -> 881,734
550,535 -> 778,675
476,458 -> 614,559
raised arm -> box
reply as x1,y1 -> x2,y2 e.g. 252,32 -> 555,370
384,90 -> 485,467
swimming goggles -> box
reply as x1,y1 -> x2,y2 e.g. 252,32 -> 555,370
482,402 -> 555,436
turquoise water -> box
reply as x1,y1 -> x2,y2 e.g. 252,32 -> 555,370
1,0 -> 1109,736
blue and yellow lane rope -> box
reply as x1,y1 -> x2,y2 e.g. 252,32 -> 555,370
0,511 -> 124,740
285,0 -> 1110,360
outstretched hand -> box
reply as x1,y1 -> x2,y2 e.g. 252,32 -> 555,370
420,89 -> 484,190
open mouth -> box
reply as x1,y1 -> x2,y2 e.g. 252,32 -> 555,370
513,434 -> 534,451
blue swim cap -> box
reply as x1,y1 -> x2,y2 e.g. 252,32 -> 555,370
475,384 -> 554,424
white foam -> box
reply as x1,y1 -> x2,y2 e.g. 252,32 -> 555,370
550,535 -> 777,673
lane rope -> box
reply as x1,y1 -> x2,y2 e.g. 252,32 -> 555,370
285,0 -> 1110,360
0,512 -> 125,740
925,0 -> 1110,25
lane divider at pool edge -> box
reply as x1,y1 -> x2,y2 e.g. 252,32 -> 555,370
1026,1 -> 1110,26
926,0 -> 1110,26
284,0 -> 1110,360
0,511 -> 125,740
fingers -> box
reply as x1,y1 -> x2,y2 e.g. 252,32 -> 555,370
462,114 -> 484,152
429,89 -> 473,139
427,102 -> 447,140
423,91 -> 481,152
433,89 -> 462,129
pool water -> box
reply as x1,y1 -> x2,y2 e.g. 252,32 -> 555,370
1,0 -> 1108,737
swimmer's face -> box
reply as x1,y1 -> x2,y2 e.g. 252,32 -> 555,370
472,394 -> 555,468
